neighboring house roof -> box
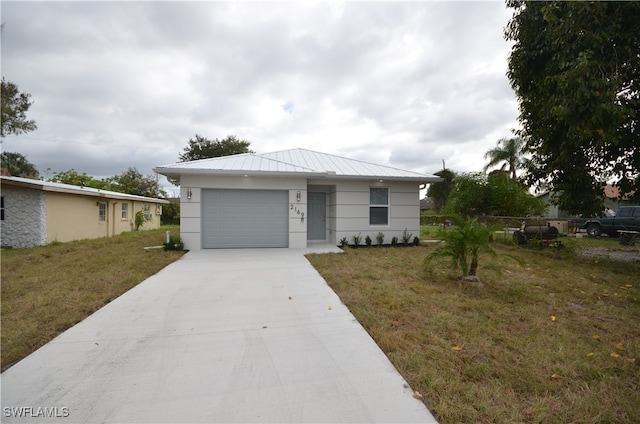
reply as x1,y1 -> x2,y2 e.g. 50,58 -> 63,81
537,184 -> 636,200
154,148 -> 441,182
420,197 -> 434,210
0,176 -> 169,204
603,184 -> 636,200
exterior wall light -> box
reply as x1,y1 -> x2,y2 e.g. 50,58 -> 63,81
296,190 -> 301,201
187,188 -> 192,200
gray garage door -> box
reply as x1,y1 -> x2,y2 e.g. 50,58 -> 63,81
202,189 -> 289,248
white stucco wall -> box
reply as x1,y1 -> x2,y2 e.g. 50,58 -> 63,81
311,179 -> 421,245
1,186 -> 47,248
180,175 -> 421,249
179,175 -> 308,250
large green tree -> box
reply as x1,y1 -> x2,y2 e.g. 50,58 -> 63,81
505,1 -> 640,216
178,135 -> 253,162
483,136 -> 527,181
0,152 -> 39,178
49,169 -> 109,190
444,172 -> 546,218
107,167 -> 167,198
48,167 -> 166,198
1,78 -> 37,138
426,168 -> 456,212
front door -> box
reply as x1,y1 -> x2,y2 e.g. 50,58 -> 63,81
307,192 -> 326,240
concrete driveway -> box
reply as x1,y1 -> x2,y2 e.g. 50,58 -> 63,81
2,247 -> 437,423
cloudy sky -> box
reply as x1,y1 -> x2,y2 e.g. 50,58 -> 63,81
1,1 -> 519,196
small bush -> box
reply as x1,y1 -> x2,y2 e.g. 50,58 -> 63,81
365,235 -> 372,247
352,233 -> 362,248
412,236 -> 420,246
391,236 -> 398,246
163,235 -> 184,251
135,209 -> 152,230
339,237 -> 349,248
376,232 -> 385,246
401,228 -> 413,246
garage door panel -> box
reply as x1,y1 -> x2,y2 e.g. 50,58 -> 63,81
202,189 -> 288,248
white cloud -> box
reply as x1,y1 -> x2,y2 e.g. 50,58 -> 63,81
1,1 -> 519,191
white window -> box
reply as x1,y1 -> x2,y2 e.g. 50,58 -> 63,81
143,204 -> 151,219
369,187 -> 389,225
98,203 -> 106,222
121,203 -> 128,220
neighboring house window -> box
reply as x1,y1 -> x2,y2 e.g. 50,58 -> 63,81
143,204 -> 151,220
121,203 -> 128,220
369,187 -> 389,225
98,203 -> 106,222
1,196 -> 4,221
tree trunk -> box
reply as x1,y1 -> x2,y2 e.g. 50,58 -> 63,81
469,256 -> 478,276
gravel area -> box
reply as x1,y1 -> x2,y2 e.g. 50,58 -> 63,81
577,247 -> 640,263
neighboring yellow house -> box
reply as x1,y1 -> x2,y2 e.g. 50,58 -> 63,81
1,176 -> 168,248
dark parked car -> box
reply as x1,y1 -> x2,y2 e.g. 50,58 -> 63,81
572,206 -> 640,237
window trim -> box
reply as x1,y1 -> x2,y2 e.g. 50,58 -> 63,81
369,187 -> 389,226
121,203 -> 129,220
98,202 -> 107,222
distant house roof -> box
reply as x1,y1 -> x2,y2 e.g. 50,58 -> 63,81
154,148 -> 441,182
420,197 -> 434,210
0,176 -> 169,203
603,184 -> 636,200
537,184 -> 636,200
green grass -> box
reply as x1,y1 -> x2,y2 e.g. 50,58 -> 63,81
421,224 -> 442,239
3,226 -> 638,422
307,242 -> 640,423
1,227 -> 186,370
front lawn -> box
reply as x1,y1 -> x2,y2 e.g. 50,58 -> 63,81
307,242 -> 640,423
1,227 -> 186,370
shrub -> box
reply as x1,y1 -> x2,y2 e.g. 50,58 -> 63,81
391,236 -> 398,246
401,228 -> 413,246
376,232 -> 385,246
365,235 -> 372,247
352,233 -> 362,248
163,235 -> 184,251
339,237 -> 349,248
134,209 -> 151,230
412,236 -> 420,246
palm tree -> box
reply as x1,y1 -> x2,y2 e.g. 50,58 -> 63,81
424,218 -> 498,278
483,136 -> 526,180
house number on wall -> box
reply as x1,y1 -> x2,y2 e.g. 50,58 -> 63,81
290,204 -> 305,221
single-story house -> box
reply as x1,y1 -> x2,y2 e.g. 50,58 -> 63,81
538,184 -> 637,218
154,148 -> 441,250
1,176 -> 168,248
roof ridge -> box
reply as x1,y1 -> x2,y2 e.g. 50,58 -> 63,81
262,147 -> 429,176
253,152 -> 318,172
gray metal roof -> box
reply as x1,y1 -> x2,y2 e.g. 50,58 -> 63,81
1,176 -> 169,203
155,148 -> 440,182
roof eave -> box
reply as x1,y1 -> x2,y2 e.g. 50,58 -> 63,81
154,168 -> 327,178
1,178 -> 169,203
325,175 -> 443,183
154,167 -> 443,184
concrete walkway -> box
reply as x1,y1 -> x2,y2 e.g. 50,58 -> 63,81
2,247 -> 438,423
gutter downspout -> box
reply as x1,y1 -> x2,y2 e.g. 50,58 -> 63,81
112,201 -> 118,237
